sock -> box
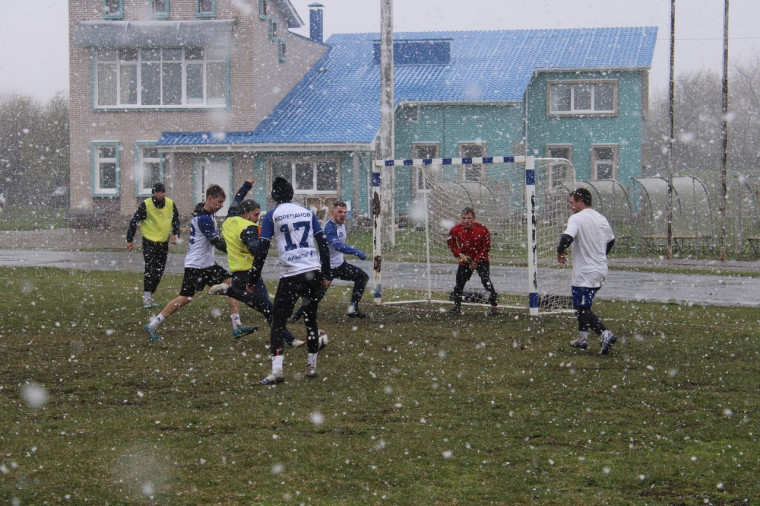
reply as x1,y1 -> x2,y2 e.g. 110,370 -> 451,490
307,352 -> 318,370
578,331 -> 589,341
150,313 -> 165,328
143,291 -> 153,303
347,304 -> 356,314
272,355 -> 284,375
230,313 -> 242,329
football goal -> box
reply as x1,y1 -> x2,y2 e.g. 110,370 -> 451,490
370,156 -> 576,315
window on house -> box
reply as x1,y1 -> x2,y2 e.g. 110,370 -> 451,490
104,0 -> 123,18
137,144 -> 163,195
548,81 -> 617,116
592,145 -> 617,180
94,47 -> 227,108
269,18 -> 278,41
196,0 -> 215,16
459,143 -> 485,182
259,0 -> 268,19
93,142 -> 120,196
412,143 -> 439,193
271,159 -> 339,194
546,145 -> 572,189
401,104 -> 419,124
278,40 -> 287,62
151,0 -> 169,17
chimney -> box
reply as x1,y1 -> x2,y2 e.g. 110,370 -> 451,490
309,2 -> 324,43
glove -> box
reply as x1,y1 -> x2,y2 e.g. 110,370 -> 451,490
357,250 -> 366,260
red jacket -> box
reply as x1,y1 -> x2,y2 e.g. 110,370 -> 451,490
447,221 -> 491,264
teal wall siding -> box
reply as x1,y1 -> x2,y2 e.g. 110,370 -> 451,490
525,71 -> 646,183
394,104 -> 522,159
392,103 -> 522,215
252,151 -> 372,215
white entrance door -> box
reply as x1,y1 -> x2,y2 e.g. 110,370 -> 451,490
195,158 -> 232,216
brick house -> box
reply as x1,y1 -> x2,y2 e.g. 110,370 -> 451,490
69,1 -> 656,222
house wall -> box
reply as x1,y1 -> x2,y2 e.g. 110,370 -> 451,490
392,103 -> 523,215
394,104 -> 522,159
68,0 -> 327,219
525,70 -> 647,184
252,150 -> 372,216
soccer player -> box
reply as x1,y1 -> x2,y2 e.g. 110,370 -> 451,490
557,188 -> 617,355
290,200 -> 369,320
446,207 -> 498,315
142,184 -> 257,343
208,178 -> 304,348
126,182 -> 180,308
247,177 -> 332,384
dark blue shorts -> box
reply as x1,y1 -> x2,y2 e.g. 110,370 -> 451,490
571,286 -> 600,308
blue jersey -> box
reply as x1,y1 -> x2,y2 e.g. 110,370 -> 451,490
259,202 -> 323,278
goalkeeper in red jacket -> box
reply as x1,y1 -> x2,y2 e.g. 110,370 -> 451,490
446,207 -> 498,316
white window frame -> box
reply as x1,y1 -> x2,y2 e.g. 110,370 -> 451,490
458,142 -> 486,182
92,141 -> 120,197
546,144 -> 573,189
269,158 -> 340,196
412,143 -> 439,194
135,142 -> 164,197
93,47 -> 228,109
547,80 -> 618,117
591,145 -> 618,180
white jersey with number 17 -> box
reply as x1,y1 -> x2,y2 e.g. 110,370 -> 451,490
259,202 -> 323,278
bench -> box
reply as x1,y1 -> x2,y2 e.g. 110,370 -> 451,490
642,234 -> 712,251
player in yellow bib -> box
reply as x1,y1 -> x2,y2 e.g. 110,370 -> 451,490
209,179 -> 303,348
126,182 -> 179,308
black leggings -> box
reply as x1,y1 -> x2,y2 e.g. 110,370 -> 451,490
452,261 -> 498,306
575,307 -> 607,335
271,271 -> 325,355
142,238 -> 169,294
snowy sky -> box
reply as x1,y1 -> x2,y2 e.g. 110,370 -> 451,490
1,0 -> 759,102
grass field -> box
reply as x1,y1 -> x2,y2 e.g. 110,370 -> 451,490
1,266 -> 758,504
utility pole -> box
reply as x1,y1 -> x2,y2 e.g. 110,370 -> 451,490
666,0 -> 675,260
720,0 -> 730,262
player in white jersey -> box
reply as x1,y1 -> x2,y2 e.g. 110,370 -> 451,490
557,188 -> 617,354
247,177 -> 333,384
142,184 -> 257,343
290,200 -> 369,321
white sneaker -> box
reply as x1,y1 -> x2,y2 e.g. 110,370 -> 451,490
289,339 -> 305,348
258,373 -> 284,385
208,283 -> 229,295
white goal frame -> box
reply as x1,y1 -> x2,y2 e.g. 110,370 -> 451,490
371,155 -> 574,315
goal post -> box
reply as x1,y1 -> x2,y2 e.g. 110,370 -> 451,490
371,155 -> 576,315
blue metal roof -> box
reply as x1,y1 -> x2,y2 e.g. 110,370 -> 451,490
157,27 -> 657,148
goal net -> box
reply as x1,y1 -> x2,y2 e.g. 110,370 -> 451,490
371,156 -> 576,315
